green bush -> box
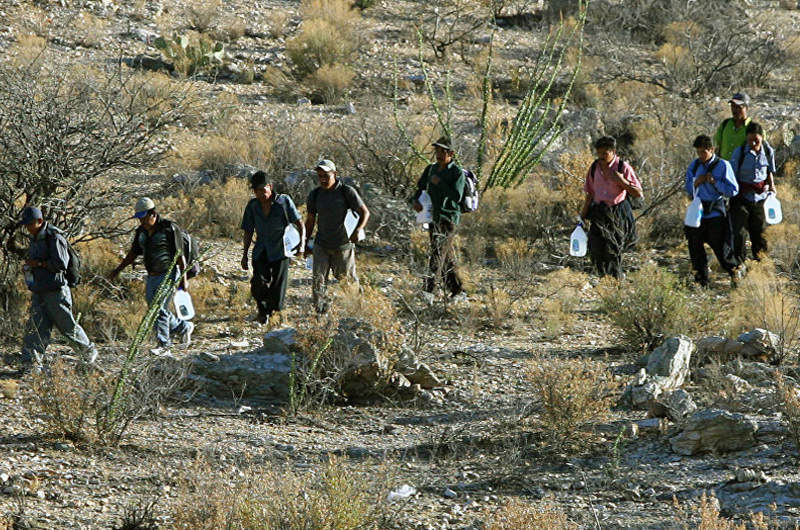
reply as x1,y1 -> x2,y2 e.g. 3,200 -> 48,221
596,263 -> 690,353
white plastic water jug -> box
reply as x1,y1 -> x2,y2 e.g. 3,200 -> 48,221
416,191 -> 433,224
684,195 -> 703,228
764,192 -> 782,225
570,222 -> 587,257
173,289 -> 195,321
344,210 -> 366,242
282,224 -> 301,257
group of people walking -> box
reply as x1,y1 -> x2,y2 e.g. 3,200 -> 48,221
580,92 -> 777,286
10,94 -> 779,372
11,138 -> 465,372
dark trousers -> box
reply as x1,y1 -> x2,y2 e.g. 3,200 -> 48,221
427,220 -> 463,295
251,253 -> 289,318
587,200 -> 636,278
729,194 -> 767,262
684,215 -> 738,283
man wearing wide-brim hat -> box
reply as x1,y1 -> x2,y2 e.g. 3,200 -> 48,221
411,136 -> 466,298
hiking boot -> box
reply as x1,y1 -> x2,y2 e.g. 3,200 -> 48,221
180,321 -> 195,348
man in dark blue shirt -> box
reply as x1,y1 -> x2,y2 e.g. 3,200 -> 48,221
241,171 -> 305,324
19,207 -> 97,371
684,135 -> 739,287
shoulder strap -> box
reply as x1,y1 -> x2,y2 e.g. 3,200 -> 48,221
690,159 -> 699,175
707,157 -> 721,173
736,146 -> 746,173
589,160 -> 598,181
276,194 -> 290,225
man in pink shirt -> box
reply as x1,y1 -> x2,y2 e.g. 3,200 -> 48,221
579,136 -> 643,277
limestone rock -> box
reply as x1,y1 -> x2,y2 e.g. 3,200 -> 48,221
738,329 -> 781,360
670,409 -> 758,455
651,389 -> 697,421
646,336 -> 693,390
190,349 -> 291,402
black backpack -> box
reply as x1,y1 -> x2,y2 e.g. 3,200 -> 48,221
589,158 -> 644,210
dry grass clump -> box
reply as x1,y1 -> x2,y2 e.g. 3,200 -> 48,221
285,0 -> 360,100
172,457 -> 390,530
269,9 -> 292,38
674,492 -> 792,530
185,0 -> 221,33
596,263 -> 692,354
160,177 -> 253,240
485,499 -> 578,530
774,372 -> 800,452
170,126 -> 273,176
527,356 -> 613,450
73,11 -> 108,48
29,357 -> 109,442
726,259 -> 800,364
10,33 -> 48,67
188,276 -> 250,328
767,222 -> 800,280
537,268 -> 588,337
0,380 -> 18,399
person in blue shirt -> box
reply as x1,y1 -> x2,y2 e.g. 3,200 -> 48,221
729,121 -> 776,263
684,135 -> 740,288
241,171 -> 305,324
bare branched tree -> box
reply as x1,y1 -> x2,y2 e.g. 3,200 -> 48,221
0,61 -> 200,307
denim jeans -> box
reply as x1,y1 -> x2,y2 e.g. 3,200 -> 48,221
21,285 -> 97,365
146,272 -> 189,347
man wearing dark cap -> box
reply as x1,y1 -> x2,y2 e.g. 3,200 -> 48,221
18,206 -> 97,371
411,136 -> 466,297
109,197 -> 193,356
714,92 -> 752,162
304,159 -> 370,313
241,171 -> 305,324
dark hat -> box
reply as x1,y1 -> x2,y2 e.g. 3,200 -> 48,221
19,206 -> 43,226
729,92 -> 750,106
431,136 -> 453,151
250,171 -> 270,190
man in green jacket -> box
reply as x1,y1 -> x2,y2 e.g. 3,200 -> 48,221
412,136 -> 466,297
714,92 -> 751,161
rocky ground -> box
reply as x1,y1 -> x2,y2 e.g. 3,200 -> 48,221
2,246 -> 800,529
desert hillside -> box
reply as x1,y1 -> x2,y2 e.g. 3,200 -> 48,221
2,0 -> 800,529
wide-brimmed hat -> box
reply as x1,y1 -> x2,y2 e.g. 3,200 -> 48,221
729,92 -> 750,106
431,136 -> 453,151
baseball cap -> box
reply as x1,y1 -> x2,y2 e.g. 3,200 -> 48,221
315,159 -> 336,173
250,171 -> 268,190
729,92 -> 750,106
432,136 -> 453,150
133,197 -> 156,219
19,206 -> 43,226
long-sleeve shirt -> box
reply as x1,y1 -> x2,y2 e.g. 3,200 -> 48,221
684,155 -> 738,219
730,141 -> 775,203
584,156 -> 642,207
415,162 -> 465,225
28,222 -> 69,293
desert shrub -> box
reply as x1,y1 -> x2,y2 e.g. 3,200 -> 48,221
73,11 -> 108,48
485,499 -> 578,530
29,357 -> 110,442
596,263 -> 693,353
528,356 -> 612,450
170,125 -> 273,176
268,10 -> 292,38
726,259 -> 800,364
775,372 -> 800,452
185,0 -> 221,33
767,222 -> 800,280
172,457 -> 389,530
286,19 -> 355,77
286,0 -> 360,78
154,33 -> 225,77
309,63 -> 355,103
674,491 -> 791,530
160,177 -> 254,240
354,0 -> 377,8
537,268 -> 588,337
189,275 -> 251,325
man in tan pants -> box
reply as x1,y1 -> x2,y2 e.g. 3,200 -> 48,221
304,159 -> 369,313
